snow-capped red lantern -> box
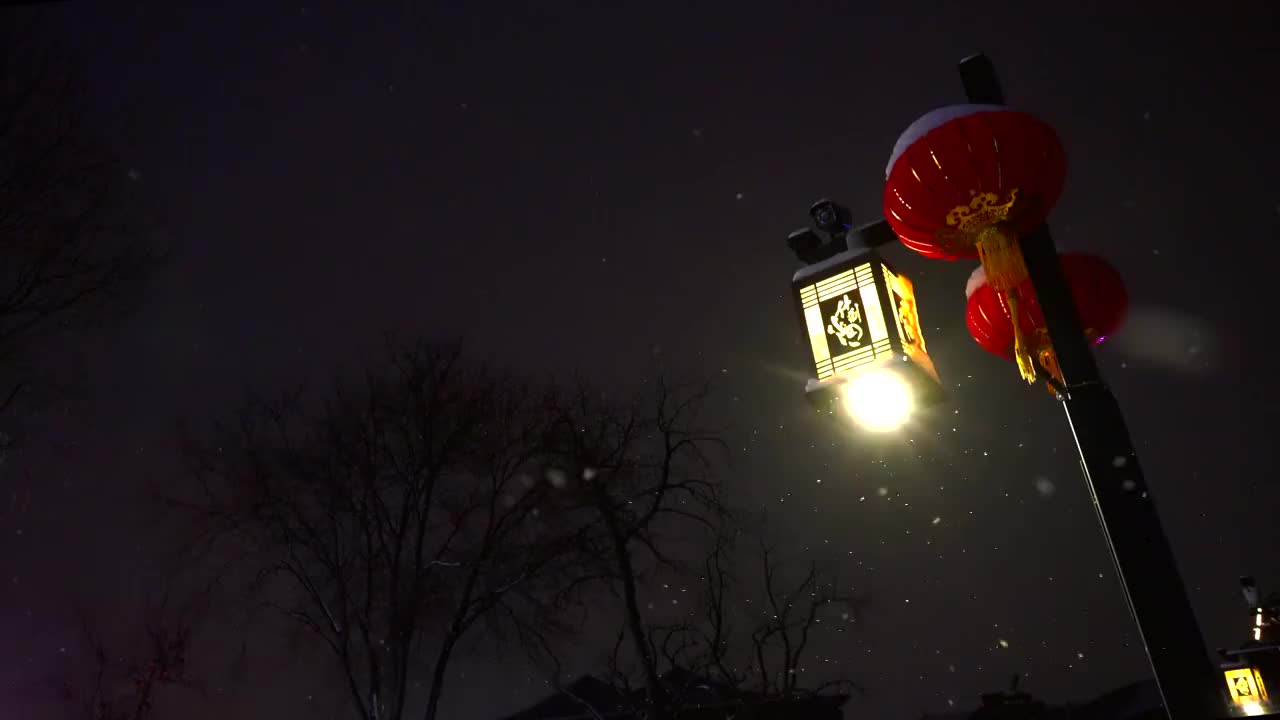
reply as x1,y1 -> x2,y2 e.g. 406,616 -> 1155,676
965,253 -> 1128,388
884,104 -> 1067,381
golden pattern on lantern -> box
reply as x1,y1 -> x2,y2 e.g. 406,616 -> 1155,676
797,261 -> 894,382
1224,667 -> 1270,708
883,264 -> 938,383
941,191 -> 1020,236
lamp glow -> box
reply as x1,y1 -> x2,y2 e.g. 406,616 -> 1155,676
842,369 -> 914,432
1242,700 -> 1265,716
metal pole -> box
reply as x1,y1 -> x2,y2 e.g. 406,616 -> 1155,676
958,55 -> 1227,720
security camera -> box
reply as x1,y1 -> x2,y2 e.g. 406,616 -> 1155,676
809,199 -> 853,239
1242,576 -> 1260,607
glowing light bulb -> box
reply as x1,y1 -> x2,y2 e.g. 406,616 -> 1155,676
842,370 -> 913,432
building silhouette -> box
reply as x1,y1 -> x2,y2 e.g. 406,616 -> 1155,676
498,668 -> 849,720
917,674 -> 1163,720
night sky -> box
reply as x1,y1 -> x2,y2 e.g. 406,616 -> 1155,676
4,1 -> 1280,718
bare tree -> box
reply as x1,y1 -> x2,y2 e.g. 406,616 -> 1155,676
742,541 -> 862,700
0,31 -> 158,417
491,380 -> 860,719
596,529 -> 863,718
172,339 -> 599,720
49,597 -> 203,720
529,377 -> 728,720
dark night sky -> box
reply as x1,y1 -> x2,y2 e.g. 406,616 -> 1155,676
4,1 -> 1280,718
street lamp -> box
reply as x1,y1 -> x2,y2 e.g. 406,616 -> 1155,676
1218,577 -> 1280,717
789,209 -> 945,433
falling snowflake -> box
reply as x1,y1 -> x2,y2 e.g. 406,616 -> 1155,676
546,468 -> 568,489
582,467 -> 597,481
877,487 -> 889,497
932,516 -> 942,525
997,638 -> 1009,648
1112,455 -> 1129,468
1033,477 -> 1056,496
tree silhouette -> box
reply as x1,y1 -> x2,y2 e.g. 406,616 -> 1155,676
518,521 -> 864,720
528,376 -> 727,720
49,598 -> 202,720
174,339 -> 605,720
0,32 -> 158,419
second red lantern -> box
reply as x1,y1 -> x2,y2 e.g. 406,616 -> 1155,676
966,252 -> 1128,387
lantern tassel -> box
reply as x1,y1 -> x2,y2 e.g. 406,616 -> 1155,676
1038,340 -> 1063,395
975,223 -> 1028,294
1005,293 -> 1039,385
977,224 -> 1037,384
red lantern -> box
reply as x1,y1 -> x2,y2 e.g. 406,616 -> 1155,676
966,253 -> 1128,388
885,105 -> 1067,382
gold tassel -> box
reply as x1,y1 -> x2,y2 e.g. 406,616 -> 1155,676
977,223 -> 1037,384
1005,293 -> 1039,384
1038,338 -> 1063,395
975,223 -> 1029,293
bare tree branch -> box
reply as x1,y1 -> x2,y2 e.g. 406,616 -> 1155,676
169,339 -> 609,720
0,34 -> 160,423
46,598 -> 203,720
